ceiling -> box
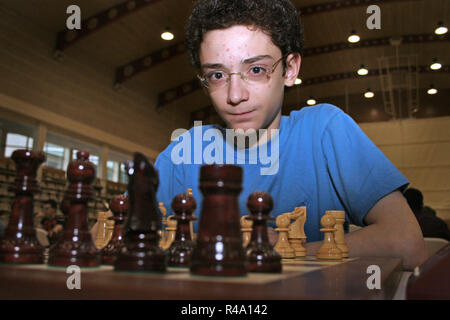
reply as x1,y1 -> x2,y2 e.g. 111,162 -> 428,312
2,0 -> 449,125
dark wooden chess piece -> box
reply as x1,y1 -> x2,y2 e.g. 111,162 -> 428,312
101,194 -> 128,265
407,244 -> 450,299
114,153 -> 167,272
59,196 -> 70,227
190,164 -> 247,276
0,149 -> 46,264
246,191 -> 282,273
168,193 -> 197,267
48,151 -> 100,267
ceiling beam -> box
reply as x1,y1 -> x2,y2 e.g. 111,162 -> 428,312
115,41 -> 186,86
55,0 -> 164,52
297,0 -> 417,16
285,65 -> 449,91
114,0 -> 418,84
156,34 -> 449,107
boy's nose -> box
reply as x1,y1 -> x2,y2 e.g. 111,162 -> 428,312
227,74 -> 249,105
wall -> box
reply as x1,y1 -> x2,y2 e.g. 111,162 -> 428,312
360,116 -> 450,223
0,5 -> 188,160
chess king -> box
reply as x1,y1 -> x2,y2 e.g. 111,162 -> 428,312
154,0 -> 427,271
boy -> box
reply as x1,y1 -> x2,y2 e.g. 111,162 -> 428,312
155,0 -> 427,270
35,199 -> 63,244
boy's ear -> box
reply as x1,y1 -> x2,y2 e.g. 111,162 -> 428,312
284,53 -> 302,87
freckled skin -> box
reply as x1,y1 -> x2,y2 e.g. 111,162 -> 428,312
199,25 -> 300,132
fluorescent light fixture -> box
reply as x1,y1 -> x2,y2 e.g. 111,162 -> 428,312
307,98 -> 316,106
364,89 -> 374,98
348,30 -> 360,43
430,58 -> 442,70
427,85 -> 437,95
435,22 -> 448,35
161,30 -> 174,41
357,65 -> 368,76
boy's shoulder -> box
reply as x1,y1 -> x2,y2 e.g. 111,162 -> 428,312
284,103 -> 346,132
287,103 -> 344,122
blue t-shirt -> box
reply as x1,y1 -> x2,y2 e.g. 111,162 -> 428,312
154,104 -> 408,242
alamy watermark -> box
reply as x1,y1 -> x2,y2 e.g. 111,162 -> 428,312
366,5 -> 381,30
366,265 -> 381,290
170,121 -> 279,175
66,5 -> 81,30
66,265 -> 81,290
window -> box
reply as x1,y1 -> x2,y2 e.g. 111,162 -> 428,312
106,161 -> 129,184
120,163 -> 129,184
4,133 -> 34,157
43,142 -> 68,170
107,160 -> 119,183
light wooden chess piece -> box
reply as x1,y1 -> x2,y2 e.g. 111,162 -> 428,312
160,215 -> 177,250
186,188 -> 196,240
274,213 -> 295,258
105,219 -> 115,245
316,214 -> 342,260
326,210 -> 349,258
288,206 -> 307,258
240,215 -> 253,248
94,210 -> 113,249
159,202 -> 167,244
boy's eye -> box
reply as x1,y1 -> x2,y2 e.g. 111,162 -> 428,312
249,66 -> 268,76
207,71 -> 225,81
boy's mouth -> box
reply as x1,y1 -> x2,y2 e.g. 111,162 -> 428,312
230,110 -> 255,118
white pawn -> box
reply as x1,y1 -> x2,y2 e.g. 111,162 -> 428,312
240,215 -> 253,248
159,202 -> 167,244
326,210 -> 349,258
274,214 -> 295,259
316,214 -> 342,260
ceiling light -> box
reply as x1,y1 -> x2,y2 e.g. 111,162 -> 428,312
435,22 -> 448,35
427,85 -> 437,95
294,78 -> 302,85
364,89 -> 374,98
430,58 -> 442,70
161,28 -> 174,41
307,98 -> 316,106
357,64 -> 369,76
348,30 -> 360,43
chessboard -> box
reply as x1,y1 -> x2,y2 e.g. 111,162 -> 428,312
0,256 -> 402,299
0,150 -> 403,300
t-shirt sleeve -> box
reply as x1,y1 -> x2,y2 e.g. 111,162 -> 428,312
154,151 -> 186,214
321,110 -> 409,226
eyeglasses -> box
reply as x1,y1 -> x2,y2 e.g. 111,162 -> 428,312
198,56 -> 285,90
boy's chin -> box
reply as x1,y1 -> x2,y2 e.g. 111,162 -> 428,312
226,121 -> 261,132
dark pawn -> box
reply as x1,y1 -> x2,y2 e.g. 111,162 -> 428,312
101,195 -> 128,265
190,164 -> 247,276
168,193 -> 197,267
246,192 -> 282,273
48,151 -> 100,267
114,153 -> 167,272
0,149 -> 45,264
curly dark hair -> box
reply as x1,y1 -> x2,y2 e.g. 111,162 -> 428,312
185,0 -> 303,70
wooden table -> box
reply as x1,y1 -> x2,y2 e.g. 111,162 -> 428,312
0,256 -> 402,300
